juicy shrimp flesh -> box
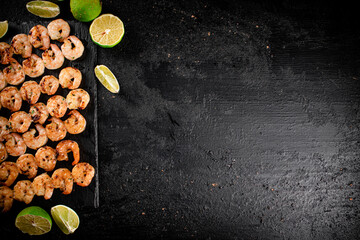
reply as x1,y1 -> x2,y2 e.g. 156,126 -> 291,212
0,161 -> 19,186
22,124 -> 48,150
8,111 -> 32,133
61,35 -> 84,61
20,80 -> 41,104
29,102 -> 49,124
51,168 -> 73,195
0,116 -> 10,141
13,180 -> 35,204
3,58 -> 25,85
64,110 -> 86,134
0,86 -> 22,112
28,25 -> 50,50
72,162 -> 95,187
47,19 -> 70,42
11,34 -> 32,58
0,42 -> 13,64
40,75 -> 59,95
66,88 -> 90,110
22,54 -> 45,78
0,186 -> 13,212
35,146 -> 57,172
42,43 -> 64,70
3,133 -> 27,157
16,154 -> 38,179
0,71 -> 7,91
32,173 -> 54,200
56,140 -> 80,165
47,95 -> 67,118
0,143 -> 8,163
59,67 -> 82,89
45,117 -> 67,142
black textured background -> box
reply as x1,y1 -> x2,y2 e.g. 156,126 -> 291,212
1,0 -> 360,239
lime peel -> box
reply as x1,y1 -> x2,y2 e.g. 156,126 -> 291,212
94,65 -> 120,93
26,1 -> 60,18
90,14 -> 124,48
15,206 -> 52,236
51,205 -> 80,235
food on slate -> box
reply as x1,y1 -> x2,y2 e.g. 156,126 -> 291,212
94,65 -> 120,93
70,0 -> 102,22
51,204 -> 80,234
15,206 -> 52,235
90,14 -> 124,48
0,21 -> 8,39
26,0 -> 60,18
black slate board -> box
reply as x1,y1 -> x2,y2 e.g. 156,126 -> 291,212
0,20 -> 99,217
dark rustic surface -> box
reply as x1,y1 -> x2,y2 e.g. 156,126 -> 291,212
1,0 -> 360,239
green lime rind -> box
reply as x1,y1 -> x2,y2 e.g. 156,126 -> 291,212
26,1 -> 60,18
90,31 -> 124,48
51,205 -> 80,235
70,0 -> 102,22
15,206 -> 52,235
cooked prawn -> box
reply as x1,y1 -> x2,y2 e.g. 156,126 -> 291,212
0,71 -> 7,91
42,43 -> 64,70
0,143 -> 7,163
56,140 -> 80,165
51,168 -> 73,195
59,67 -> 82,89
47,95 -> 67,118
0,186 -> 13,212
22,124 -> 48,150
0,86 -> 22,112
72,162 -> 95,187
47,19 -> 70,42
11,34 -> 32,58
61,35 -> 84,60
45,117 -> 67,142
16,154 -> 38,179
8,111 -> 32,133
64,110 -> 86,134
0,116 -> 10,141
32,173 -> 54,200
0,161 -> 19,186
28,25 -> 50,50
66,88 -> 90,110
0,42 -> 13,65
13,180 -> 34,204
3,58 -> 25,85
3,133 -> 27,157
40,75 -> 59,95
35,146 -> 57,172
22,54 -> 45,78
20,80 -> 41,104
29,102 -> 49,124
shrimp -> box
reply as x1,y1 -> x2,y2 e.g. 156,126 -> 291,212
45,117 -> 67,142
59,67 -> 82,89
3,133 -> 27,157
64,110 -> 86,134
0,42 -> 13,64
0,116 -> 10,141
0,71 -> 7,91
0,186 -> 13,212
32,173 -> 54,200
72,162 -> 95,187
47,19 -> 70,42
8,111 -> 32,133
22,124 -> 48,150
56,140 -> 80,165
0,86 -> 22,112
20,80 -> 41,104
42,43 -> 64,70
0,162 -> 19,186
3,58 -> 25,85
11,34 -> 32,58
13,180 -> 35,204
22,54 -> 45,78
40,75 -> 59,95
47,95 -> 67,118
16,154 -> 38,179
29,102 -> 49,124
51,168 -> 73,195
66,88 -> 90,110
35,146 -> 57,172
28,25 -> 50,50
61,35 -> 84,61
0,143 -> 8,163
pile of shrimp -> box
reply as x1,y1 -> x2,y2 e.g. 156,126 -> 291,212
0,19 -> 95,212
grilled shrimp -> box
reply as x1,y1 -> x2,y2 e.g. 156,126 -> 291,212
0,86 -> 22,112
32,173 -> 54,200
35,146 -> 57,172
51,168 -> 73,195
16,154 -> 38,179
64,110 -> 86,134
8,111 -> 32,133
29,102 -> 49,124
56,140 -> 80,165
28,25 -> 50,50
72,162 -> 95,187
22,54 -> 45,78
3,58 -> 25,85
0,143 -> 7,163
20,80 -> 41,104
0,71 -> 7,91
47,95 -> 67,118
0,186 -> 13,212
0,42 -> 13,64
61,35 -> 84,60
0,162 -> 19,186
45,117 -> 67,142
47,19 -> 70,42
42,43 -> 64,70
11,34 -> 32,58
22,124 -> 48,150
66,88 -> 90,110
3,133 -> 27,157
59,67 -> 82,89
0,116 -> 10,141
40,75 -> 59,95
13,180 -> 35,204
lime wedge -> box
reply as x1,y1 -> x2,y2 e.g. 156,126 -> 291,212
26,1 -> 60,18
51,205 -> 80,235
89,14 -> 124,48
94,65 -> 120,93
0,21 -> 8,38
15,206 -> 52,235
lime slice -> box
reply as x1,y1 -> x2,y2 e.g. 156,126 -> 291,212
15,206 -> 52,235
0,21 -> 8,38
89,14 -> 124,48
26,1 -> 60,18
94,65 -> 120,93
51,205 -> 80,235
